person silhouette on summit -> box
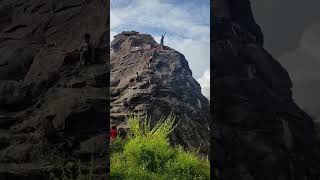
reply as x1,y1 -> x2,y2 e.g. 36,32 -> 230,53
160,32 -> 166,47
79,33 -> 94,68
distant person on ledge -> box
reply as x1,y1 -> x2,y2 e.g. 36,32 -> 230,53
79,33 -> 94,68
160,32 -> 166,48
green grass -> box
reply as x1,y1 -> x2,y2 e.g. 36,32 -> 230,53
110,113 -> 210,180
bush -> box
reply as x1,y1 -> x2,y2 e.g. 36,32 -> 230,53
110,137 -> 127,154
110,113 -> 210,180
166,147 -> 210,179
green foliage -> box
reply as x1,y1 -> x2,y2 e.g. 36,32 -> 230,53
110,114 -> 210,180
110,137 -> 127,154
166,147 -> 210,179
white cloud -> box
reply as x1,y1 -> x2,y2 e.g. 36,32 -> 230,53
150,35 -> 210,78
111,0 -> 209,41
111,0 -> 210,99
197,69 -> 210,99
110,31 -> 116,42
110,0 -> 210,79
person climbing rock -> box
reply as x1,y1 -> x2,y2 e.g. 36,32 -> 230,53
160,32 -> 166,47
135,72 -> 141,82
123,98 -> 131,111
147,48 -> 158,69
110,125 -> 118,142
118,127 -> 127,140
79,33 -> 94,68
147,56 -> 154,69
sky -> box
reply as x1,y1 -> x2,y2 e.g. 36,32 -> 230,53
250,0 -> 320,121
110,0 -> 210,99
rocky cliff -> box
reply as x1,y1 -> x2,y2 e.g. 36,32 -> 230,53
0,0 -> 109,179
213,0 -> 319,179
110,31 -> 210,154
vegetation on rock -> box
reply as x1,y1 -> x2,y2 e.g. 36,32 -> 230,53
110,114 -> 210,180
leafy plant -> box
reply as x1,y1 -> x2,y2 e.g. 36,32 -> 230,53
110,113 -> 210,180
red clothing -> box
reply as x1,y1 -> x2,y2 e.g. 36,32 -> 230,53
110,129 -> 117,140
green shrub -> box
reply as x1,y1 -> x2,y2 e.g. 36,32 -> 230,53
110,137 -> 127,154
110,113 -> 210,180
124,134 -> 175,173
166,147 -> 210,179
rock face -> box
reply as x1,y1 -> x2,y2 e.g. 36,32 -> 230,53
0,0 -> 109,179
110,32 -> 210,153
212,0 -> 319,179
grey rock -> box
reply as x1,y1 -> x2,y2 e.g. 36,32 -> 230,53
110,32 -> 210,154
0,0 -> 109,178
212,0 -> 318,179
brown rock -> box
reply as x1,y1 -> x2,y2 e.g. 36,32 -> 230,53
110,32 -> 210,154
0,0 -> 109,178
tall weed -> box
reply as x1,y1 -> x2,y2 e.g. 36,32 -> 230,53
110,113 -> 209,180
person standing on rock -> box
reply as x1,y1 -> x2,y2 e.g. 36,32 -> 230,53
160,32 -> 166,47
79,33 -> 94,68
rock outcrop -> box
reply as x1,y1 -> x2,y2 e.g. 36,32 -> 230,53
212,0 -> 319,179
110,31 -> 210,154
0,0 -> 109,179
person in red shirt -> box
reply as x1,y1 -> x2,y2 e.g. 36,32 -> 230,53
110,126 -> 118,142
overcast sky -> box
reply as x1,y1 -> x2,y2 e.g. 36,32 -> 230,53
110,0 -> 210,99
251,0 -> 320,120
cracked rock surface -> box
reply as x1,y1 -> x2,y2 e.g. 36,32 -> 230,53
0,0 -> 109,179
110,32 -> 210,154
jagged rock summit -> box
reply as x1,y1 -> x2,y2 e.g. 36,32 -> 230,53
0,0 -> 109,179
110,31 -> 210,153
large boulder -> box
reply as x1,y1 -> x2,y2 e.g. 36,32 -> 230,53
0,0 -> 109,179
110,32 -> 210,154
212,0 -> 319,179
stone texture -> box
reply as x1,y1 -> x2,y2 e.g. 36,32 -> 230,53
110,32 -> 210,154
0,0 -> 109,179
212,0 -> 319,180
